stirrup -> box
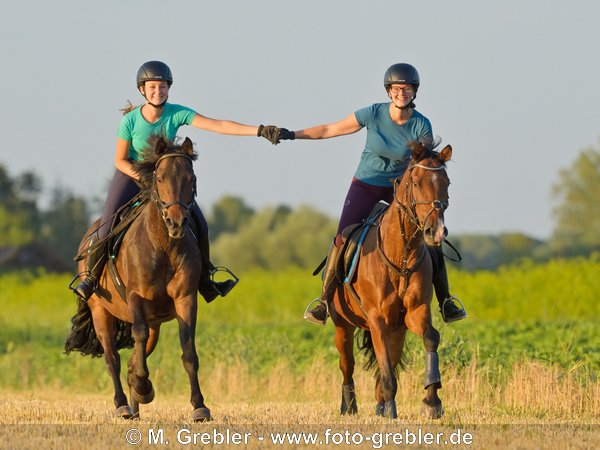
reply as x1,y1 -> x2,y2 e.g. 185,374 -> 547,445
209,266 -> 239,296
441,295 -> 467,323
303,297 -> 329,326
68,272 -> 94,300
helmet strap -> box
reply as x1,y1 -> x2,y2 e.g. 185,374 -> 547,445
147,99 -> 167,109
140,86 -> 168,108
390,93 -> 416,111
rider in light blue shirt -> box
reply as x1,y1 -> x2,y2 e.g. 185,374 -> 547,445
276,63 -> 467,326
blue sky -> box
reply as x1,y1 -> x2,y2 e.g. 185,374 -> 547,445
1,0 -> 598,239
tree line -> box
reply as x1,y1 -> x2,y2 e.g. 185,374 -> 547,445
1,141 -> 598,272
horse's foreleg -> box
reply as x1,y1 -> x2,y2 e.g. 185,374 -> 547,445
127,294 -> 154,405
369,319 -> 398,419
406,307 -> 444,419
335,321 -> 357,415
90,305 -> 133,419
175,295 -> 210,422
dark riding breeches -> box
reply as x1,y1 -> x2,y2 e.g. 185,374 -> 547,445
97,169 -> 209,241
97,170 -> 141,240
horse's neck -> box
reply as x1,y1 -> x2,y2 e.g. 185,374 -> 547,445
140,200 -> 171,249
380,204 -> 423,263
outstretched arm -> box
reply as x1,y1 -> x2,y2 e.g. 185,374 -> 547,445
293,113 -> 362,140
191,114 -> 259,136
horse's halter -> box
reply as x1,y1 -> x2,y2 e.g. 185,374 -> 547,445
151,153 -> 197,223
394,160 -> 449,231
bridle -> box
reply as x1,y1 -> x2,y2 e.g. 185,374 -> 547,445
151,153 -> 197,223
393,160 -> 448,232
375,156 -> 449,304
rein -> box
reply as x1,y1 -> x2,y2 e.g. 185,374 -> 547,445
152,153 -> 197,222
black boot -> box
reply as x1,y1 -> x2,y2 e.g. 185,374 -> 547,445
194,213 -> 238,304
304,241 -> 341,325
71,233 -> 107,301
429,245 -> 467,323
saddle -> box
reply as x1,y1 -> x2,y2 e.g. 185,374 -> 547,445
313,201 -> 389,283
338,201 -> 389,281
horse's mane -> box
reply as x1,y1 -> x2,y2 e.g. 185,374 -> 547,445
408,136 -> 444,164
133,136 -> 198,190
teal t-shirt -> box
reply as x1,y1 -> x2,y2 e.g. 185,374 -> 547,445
117,103 -> 197,161
354,103 -> 433,186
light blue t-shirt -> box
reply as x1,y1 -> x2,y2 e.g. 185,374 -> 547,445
117,103 -> 197,161
354,103 -> 433,186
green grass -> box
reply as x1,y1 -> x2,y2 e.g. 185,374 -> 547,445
0,258 -> 599,392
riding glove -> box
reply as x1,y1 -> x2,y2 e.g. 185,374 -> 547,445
257,125 -> 281,145
278,128 -> 295,141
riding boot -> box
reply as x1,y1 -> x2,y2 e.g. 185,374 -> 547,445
72,232 -> 107,301
304,241 -> 341,325
193,213 -> 238,304
429,245 -> 467,323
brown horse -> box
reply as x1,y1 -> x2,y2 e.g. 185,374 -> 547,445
331,141 -> 452,419
65,137 -> 211,422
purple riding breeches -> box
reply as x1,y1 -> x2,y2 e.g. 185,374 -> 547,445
335,178 -> 394,247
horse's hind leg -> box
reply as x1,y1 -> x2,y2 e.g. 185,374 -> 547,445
335,321 -> 357,415
126,294 -> 154,406
175,295 -> 210,422
91,305 -> 133,419
405,307 -> 444,419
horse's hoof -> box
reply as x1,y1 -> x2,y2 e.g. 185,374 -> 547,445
192,407 -> 212,422
421,402 -> 444,419
116,405 -> 134,419
131,383 -> 155,404
375,400 -> 397,418
340,384 -> 358,415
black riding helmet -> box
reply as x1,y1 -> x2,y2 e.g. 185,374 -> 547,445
383,63 -> 420,92
136,61 -> 173,88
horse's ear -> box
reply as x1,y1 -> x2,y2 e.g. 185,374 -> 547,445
439,145 -> 452,162
182,137 -> 194,156
155,137 -> 168,155
411,142 -> 426,161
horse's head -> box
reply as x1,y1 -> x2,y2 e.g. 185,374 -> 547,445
395,142 -> 452,246
136,137 -> 198,239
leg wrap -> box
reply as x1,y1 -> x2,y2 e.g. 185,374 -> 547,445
424,351 -> 441,389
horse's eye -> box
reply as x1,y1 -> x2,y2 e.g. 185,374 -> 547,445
156,177 -> 163,183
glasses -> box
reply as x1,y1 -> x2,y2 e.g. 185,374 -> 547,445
389,85 -> 414,94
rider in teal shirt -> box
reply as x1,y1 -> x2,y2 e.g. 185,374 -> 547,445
117,103 -> 197,161
73,61 -> 281,303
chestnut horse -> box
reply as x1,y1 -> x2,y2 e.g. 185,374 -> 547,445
331,142 -> 452,419
65,137 -> 211,422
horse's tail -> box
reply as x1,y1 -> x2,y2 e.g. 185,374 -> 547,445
356,330 -> 408,376
64,298 -> 134,357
